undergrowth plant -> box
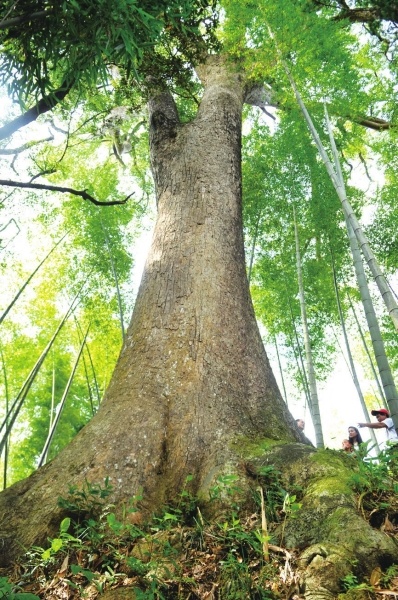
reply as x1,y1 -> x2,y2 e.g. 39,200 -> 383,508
341,572 -> 374,593
380,564 -> 398,588
5,468 -> 396,599
57,477 -> 114,521
348,446 -> 398,516
154,474 -> 199,527
0,577 -> 39,600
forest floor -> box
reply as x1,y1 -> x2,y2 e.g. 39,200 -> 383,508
2,454 -> 398,599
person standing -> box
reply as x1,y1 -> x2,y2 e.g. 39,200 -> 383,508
295,417 -> 315,446
358,409 -> 398,448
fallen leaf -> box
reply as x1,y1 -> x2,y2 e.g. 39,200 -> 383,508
370,566 -> 382,586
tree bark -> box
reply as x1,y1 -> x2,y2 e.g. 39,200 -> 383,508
0,55 -> 299,566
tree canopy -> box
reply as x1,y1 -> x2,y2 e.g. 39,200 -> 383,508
1,0 -> 220,95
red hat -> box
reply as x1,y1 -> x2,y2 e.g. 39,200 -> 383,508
371,408 -> 389,417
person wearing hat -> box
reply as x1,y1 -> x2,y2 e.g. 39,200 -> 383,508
358,408 -> 398,447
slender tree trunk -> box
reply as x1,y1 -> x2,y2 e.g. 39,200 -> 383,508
348,294 -> 387,407
0,56 -> 299,565
247,210 -> 262,283
289,68 -> 398,332
0,230 -> 69,326
279,58 -> 398,427
274,334 -> 288,404
285,286 -> 312,411
100,219 -> 125,341
0,347 -> 9,490
331,253 -> 379,451
344,218 -> 398,413
38,327 -> 90,467
293,209 -> 324,447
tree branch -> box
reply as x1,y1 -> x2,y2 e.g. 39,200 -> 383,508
0,136 -> 54,155
310,0 -> 398,24
29,169 -> 57,183
358,151 -> 373,183
0,81 -> 74,141
334,7 -> 384,23
0,10 -> 49,30
353,116 -> 391,131
0,180 -> 133,206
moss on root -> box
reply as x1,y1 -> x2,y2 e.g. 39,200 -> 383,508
232,435 -> 289,457
233,442 -> 398,600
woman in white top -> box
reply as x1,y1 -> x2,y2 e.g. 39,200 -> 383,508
347,426 -> 363,451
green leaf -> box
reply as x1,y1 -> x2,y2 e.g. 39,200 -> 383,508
41,548 -> 52,561
162,512 -> 178,521
60,517 -> 71,533
70,564 -> 96,582
51,538 -> 63,552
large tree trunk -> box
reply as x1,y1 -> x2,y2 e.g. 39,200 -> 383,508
0,56 -> 299,566
1,57 -> 398,600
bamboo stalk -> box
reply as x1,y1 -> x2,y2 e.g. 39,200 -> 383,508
41,355 -> 57,467
268,23 -> 398,331
247,210 -> 263,284
0,288 -> 83,456
73,318 -> 95,416
74,317 -> 101,407
268,23 -> 398,426
323,105 -> 398,421
0,230 -> 69,326
274,334 -> 288,404
0,346 -> 9,489
293,208 -> 324,447
347,294 -> 387,406
291,70 -> 398,330
330,252 -> 380,452
37,326 -> 90,467
100,220 -> 125,341
285,286 -> 312,411
288,328 -> 310,415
